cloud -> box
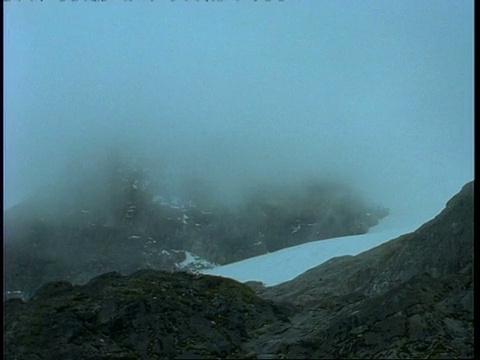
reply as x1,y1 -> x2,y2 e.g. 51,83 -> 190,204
3,1 -> 473,214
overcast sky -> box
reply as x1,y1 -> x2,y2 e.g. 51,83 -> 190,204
4,0 -> 474,214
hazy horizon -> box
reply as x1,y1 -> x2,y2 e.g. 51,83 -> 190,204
4,0 -> 474,216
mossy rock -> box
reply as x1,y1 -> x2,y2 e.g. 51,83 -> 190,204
5,269 -> 290,359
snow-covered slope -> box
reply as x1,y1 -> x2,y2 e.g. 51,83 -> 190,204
202,179 -> 472,286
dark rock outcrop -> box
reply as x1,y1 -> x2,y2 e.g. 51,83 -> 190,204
5,270 -> 291,359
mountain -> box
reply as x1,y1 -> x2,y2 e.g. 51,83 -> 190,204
4,165 -> 387,300
4,181 -> 473,359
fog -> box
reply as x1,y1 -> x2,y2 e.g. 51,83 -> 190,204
4,1 -> 474,216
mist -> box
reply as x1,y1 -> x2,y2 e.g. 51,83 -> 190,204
4,1 -> 474,217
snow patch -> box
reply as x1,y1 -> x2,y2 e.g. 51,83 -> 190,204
177,251 -> 218,272
201,185 -> 465,287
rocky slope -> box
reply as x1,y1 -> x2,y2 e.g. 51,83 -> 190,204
249,180 -> 474,358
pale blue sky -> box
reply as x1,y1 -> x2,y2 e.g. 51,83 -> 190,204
3,0 -> 474,212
